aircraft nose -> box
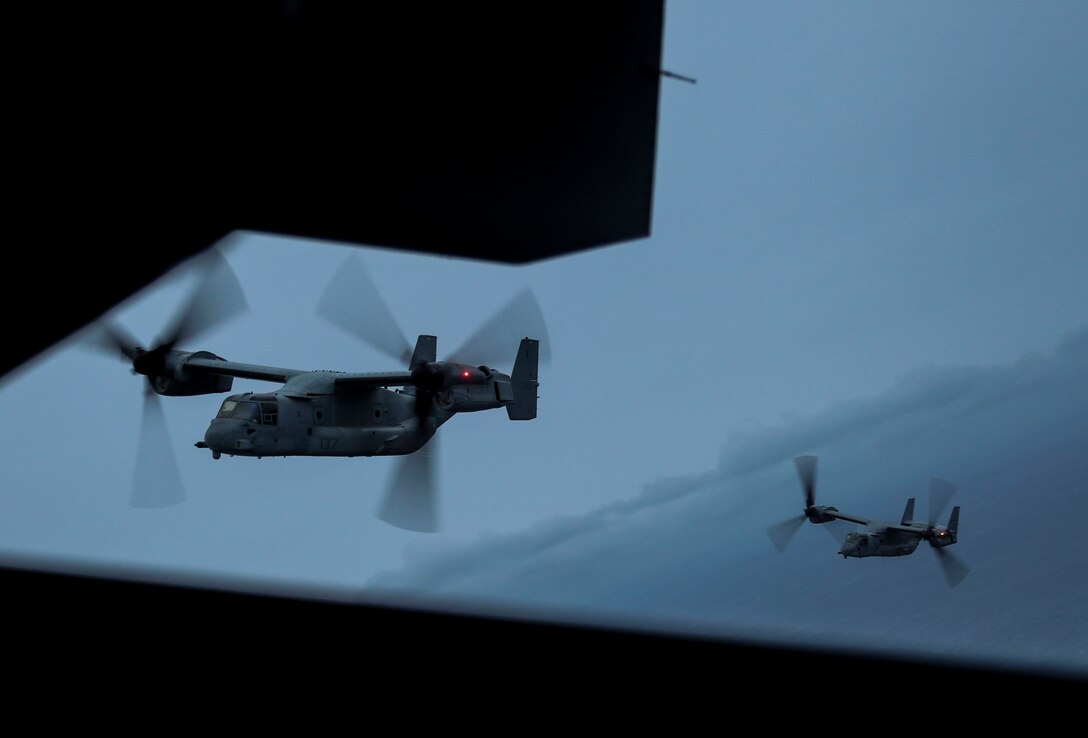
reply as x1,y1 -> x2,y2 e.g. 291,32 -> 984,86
203,418 -> 234,450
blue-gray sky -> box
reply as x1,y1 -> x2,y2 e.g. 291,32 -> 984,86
1,2 -> 1086,679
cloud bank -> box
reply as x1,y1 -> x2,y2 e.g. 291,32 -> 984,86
366,325 -> 1088,679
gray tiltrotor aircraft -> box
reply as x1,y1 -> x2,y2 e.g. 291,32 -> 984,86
90,248 -> 547,532
768,455 -> 970,586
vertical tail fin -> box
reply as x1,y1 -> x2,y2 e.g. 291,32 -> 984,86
901,497 -> 916,525
410,335 -> 437,369
507,337 -> 539,420
947,505 -> 960,535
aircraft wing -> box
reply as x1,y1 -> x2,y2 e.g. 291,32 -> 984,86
823,510 -> 873,527
184,356 -> 308,384
333,372 -> 416,389
884,524 -> 926,536
185,357 -> 415,389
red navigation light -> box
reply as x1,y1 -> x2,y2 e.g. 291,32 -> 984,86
462,370 -> 470,378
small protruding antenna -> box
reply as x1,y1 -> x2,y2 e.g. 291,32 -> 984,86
660,69 -> 697,84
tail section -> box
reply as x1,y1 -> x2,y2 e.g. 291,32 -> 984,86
507,337 -> 539,420
410,335 -> 437,369
947,506 -> 960,536
930,504 -> 960,547
900,497 -> 916,526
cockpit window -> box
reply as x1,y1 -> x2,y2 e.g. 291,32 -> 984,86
232,401 -> 261,423
216,400 -> 238,418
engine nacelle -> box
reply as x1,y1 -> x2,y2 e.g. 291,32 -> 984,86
806,505 -> 840,525
411,361 -> 494,392
928,528 -> 957,548
151,350 -> 234,396
435,383 -> 504,413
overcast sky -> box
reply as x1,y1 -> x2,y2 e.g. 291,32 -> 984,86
1,2 -> 1086,680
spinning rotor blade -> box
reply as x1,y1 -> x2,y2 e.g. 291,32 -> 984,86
928,478 -> 956,526
448,288 -> 551,368
378,437 -> 439,533
81,247 -> 247,364
793,455 -> 818,508
823,518 -> 854,542
87,246 -> 246,509
767,515 -> 805,552
131,382 -> 185,508
83,322 -> 142,362
933,546 -> 970,587
768,512 -> 851,552
771,456 -> 821,552
318,254 -> 413,366
157,246 -> 248,350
